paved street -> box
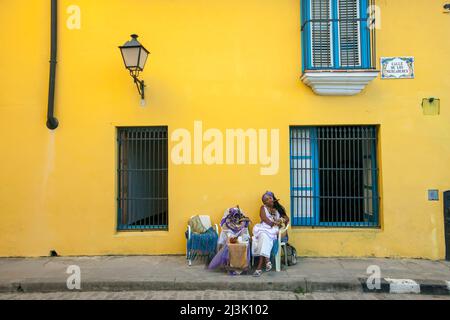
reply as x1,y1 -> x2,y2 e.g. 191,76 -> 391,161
0,256 -> 449,294
0,290 -> 449,300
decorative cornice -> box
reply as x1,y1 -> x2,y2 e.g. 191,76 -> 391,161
301,70 -> 380,96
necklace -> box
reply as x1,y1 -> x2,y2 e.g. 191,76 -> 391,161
265,205 -> 276,215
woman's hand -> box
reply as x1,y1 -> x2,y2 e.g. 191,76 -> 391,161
272,220 -> 282,228
275,218 -> 286,228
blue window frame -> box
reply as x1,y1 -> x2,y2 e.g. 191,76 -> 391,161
290,126 -> 379,228
301,0 -> 375,71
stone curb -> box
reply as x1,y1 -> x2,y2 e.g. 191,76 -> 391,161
359,278 -> 450,296
0,278 -> 448,295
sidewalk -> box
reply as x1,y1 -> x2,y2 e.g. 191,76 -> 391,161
0,256 -> 449,295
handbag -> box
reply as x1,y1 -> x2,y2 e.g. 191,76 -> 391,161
283,243 -> 298,266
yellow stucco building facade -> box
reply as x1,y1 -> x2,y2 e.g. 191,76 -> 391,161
0,0 -> 449,259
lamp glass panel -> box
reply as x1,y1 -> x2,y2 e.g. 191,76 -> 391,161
139,50 -> 149,70
121,47 -> 140,69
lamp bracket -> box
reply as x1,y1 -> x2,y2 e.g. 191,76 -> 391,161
131,74 -> 145,100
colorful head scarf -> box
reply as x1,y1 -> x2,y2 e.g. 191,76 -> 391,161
262,191 -> 275,203
262,191 -> 287,217
220,207 -> 250,233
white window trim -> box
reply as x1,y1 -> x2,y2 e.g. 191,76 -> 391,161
301,70 -> 379,96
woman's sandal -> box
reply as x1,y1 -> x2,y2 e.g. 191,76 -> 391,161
265,261 -> 272,272
229,270 -> 243,276
253,269 -> 262,277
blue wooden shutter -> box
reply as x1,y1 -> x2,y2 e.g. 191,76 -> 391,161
310,0 -> 334,68
290,128 -> 319,226
338,0 -> 362,67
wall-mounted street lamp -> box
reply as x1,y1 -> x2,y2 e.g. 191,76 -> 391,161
119,34 -> 150,104
444,4 -> 450,13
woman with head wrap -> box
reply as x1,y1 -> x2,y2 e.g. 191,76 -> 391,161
208,207 -> 251,275
217,207 -> 251,248
251,191 -> 290,277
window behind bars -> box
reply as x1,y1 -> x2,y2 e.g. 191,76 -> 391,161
117,127 -> 168,231
290,126 -> 379,227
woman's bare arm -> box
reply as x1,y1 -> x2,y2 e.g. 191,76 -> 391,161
277,204 -> 290,224
260,206 -> 274,226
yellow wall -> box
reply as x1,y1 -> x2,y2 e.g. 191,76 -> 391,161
0,0 -> 449,259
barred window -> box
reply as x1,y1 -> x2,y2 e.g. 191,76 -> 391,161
290,126 -> 379,227
117,127 -> 168,231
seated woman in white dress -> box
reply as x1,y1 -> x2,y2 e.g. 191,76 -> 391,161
252,191 -> 290,277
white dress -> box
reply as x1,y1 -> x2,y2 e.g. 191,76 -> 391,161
251,206 -> 280,258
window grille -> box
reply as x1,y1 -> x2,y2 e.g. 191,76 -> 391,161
117,127 -> 168,231
290,126 -> 379,227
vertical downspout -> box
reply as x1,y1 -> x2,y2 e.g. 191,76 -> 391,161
47,0 -> 59,130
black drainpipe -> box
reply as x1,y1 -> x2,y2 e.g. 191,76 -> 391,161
47,0 -> 59,130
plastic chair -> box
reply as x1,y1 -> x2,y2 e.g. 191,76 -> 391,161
250,223 -> 290,271
186,215 -> 219,266
275,223 -> 290,272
